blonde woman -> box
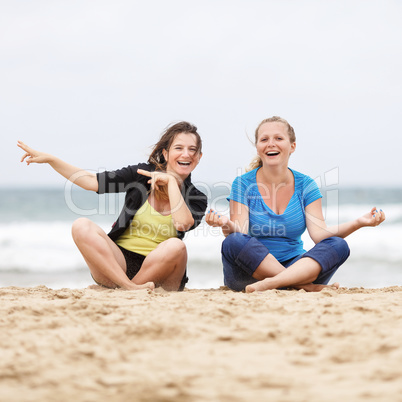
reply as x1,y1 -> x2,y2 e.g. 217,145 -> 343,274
206,116 -> 385,292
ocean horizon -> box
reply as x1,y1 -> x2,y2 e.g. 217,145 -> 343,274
1,186 -> 401,289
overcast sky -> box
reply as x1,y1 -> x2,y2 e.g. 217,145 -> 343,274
1,0 -> 401,189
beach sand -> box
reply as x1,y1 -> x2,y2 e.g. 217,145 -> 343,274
1,285 -> 402,402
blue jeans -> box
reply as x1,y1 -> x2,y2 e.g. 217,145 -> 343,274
222,233 -> 350,292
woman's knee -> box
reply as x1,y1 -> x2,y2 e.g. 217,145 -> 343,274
71,218 -> 93,242
327,236 -> 350,263
163,238 -> 187,259
222,232 -> 250,258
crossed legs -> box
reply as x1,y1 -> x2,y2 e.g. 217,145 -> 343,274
245,255 -> 338,293
222,233 -> 345,293
72,218 -> 187,291
133,237 -> 187,291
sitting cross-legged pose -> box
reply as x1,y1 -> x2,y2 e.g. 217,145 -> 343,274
206,116 -> 385,293
18,121 -> 207,291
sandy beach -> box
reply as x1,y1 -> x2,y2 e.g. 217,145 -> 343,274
1,285 -> 402,402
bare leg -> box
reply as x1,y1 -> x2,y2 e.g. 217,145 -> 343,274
71,218 -> 154,291
133,238 -> 187,291
252,253 -> 287,280
251,254 -> 336,292
246,257 -> 334,293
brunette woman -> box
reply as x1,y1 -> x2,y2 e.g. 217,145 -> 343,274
18,121 -> 207,291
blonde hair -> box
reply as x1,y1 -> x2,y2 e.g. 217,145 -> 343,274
247,116 -> 296,171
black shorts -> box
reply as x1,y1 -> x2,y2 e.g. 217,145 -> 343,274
118,245 -> 145,280
118,245 -> 188,291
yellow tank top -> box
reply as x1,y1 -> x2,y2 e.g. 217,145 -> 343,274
116,200 -> 177,256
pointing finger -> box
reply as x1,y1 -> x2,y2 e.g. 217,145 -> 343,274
17,141 -> 31,153
137,169 -> 151,177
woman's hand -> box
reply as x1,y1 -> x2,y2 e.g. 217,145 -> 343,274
17,140 -> 98,192
137,169 -> 178,191
358,207 -> 386,227
206,208 -> 247,237
138,168 -> 194,230
18,141 -> 53,165
205,209 -> 230,227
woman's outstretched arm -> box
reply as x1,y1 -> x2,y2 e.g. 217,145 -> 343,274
305,198 -> 385,244
17,141 -> 98,192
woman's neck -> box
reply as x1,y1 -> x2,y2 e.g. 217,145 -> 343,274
258,165 -> 291,187
256,165 -> 294,215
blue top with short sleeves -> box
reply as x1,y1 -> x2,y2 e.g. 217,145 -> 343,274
228,168 -> 322,262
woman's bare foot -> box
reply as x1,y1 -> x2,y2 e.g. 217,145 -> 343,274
245,278 -> 273,293
245,280 -> 340,294
88,281 -> 155,291
123,281 -> 155,291
293,282 -> 340,292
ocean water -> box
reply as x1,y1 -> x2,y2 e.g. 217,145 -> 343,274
0,186 -> 401,289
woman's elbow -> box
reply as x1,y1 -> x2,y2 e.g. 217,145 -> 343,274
76,175 -> 98,192
174,219 -> 194,232
310,235 -> 322,245
309,229 -> 334,244
88,175 -> 99,192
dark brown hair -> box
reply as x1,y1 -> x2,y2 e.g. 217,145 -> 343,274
148,121 -> 202,171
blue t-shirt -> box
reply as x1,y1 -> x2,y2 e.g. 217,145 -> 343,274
228,168 -> 322,262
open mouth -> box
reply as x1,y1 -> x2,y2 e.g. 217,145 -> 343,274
266,152 -> 279,156
178,161 -> 191,166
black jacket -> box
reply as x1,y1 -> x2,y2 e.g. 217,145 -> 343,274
97,162 -> 208,241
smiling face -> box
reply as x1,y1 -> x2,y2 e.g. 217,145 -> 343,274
162,133 -> 202,180
256,122 -> 296,167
